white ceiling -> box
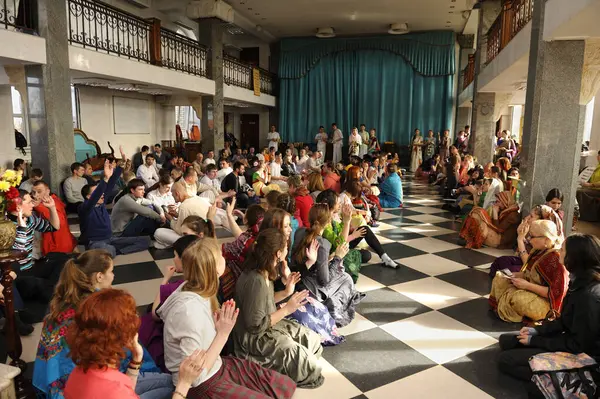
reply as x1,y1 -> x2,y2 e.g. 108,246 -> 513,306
226,0 -> 477,38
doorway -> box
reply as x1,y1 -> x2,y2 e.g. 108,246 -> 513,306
240,114 -> 260,151
240,47 -> 260,67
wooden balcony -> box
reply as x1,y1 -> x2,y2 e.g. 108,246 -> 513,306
486,0 -> 534,64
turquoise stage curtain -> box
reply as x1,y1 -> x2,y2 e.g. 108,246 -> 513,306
278,32 -> 455,145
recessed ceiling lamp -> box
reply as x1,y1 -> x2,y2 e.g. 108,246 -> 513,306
388,23 -> 409,35
316,27 -> 335,38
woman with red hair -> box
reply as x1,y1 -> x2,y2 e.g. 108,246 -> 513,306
64,289 -> 207,399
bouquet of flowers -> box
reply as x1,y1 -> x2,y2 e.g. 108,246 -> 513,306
0,169 -> 22,215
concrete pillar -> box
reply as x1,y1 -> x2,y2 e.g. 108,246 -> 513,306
471,92 -> 496,162
520,41 -> 586,233
25,0 -> 74,194
470,0 -> 502,158
211,23 -> 225,153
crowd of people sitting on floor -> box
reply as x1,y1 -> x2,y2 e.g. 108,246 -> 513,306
410,127 -> 600,397
1,124 -> 600,398
1,135 -> 406,398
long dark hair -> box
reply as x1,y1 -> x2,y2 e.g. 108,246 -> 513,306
243,228 -> 287,281
546,188 -> 564,203
292,204 -> 330,265
563,234 -> 600,281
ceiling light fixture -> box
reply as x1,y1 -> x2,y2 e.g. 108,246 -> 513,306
316,27 -> 335,38
388,23 -> 409,35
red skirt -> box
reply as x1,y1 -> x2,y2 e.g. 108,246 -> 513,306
188,356 -> 296,399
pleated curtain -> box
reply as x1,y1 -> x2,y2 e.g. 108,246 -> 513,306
278,32 -> 456,145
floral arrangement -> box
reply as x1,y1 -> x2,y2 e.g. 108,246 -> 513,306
0,169 -> 22,214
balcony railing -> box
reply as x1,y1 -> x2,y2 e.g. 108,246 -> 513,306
486,0 -> 535,64
463,53 -> 476,90
224,55 -> 274,95
159,27 -> 207,77
1,0 -> 36,33
68,0 -> 151,62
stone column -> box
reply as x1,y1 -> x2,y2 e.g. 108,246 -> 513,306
198,20 -> 224,153
211,23 -> 225,153
470,0 -> 502,158
25,0 -> 73,194
520,41 -> 587,233
470,92 -> 496,162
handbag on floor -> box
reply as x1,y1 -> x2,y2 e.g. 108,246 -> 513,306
529,352 -> 600,398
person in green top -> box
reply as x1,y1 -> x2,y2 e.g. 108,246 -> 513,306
316,190 -> 398,282
582,151 -> 600,189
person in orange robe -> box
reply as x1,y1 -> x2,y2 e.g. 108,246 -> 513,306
32,181 -> 77,255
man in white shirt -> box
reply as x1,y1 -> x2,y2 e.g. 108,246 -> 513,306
304,151 -> 320,174
203,150 -> 216,166
267,125 -> 281,152
200,164 -> 221,192
315,126 -> 328,161
332,123 -> 344,165
217,159 -> 233,183
153,185 -> 230,249
296,149 -> 309,174
136,154 -> 159,188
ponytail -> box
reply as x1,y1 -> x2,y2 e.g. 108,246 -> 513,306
47,250 -> 113,322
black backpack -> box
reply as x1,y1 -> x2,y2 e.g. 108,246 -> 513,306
14,129 -> 27,155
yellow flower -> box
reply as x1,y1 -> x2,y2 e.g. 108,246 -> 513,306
0,181 -> 10,192
14,175 -> 22,186
2,170 -> 16,181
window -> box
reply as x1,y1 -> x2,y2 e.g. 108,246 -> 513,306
71,85 -> 80,128
11,86 -> 28,147
583,97 -> 595,144
175,106 -> 200,138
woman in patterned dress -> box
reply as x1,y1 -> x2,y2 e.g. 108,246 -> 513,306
410,129 -> 423,172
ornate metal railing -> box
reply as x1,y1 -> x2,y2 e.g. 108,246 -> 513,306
67,0 -> 151,62
486,0 -> 535,64
224,55 -> 252,90
1,0 -> 36,32
486,15 -> 502,64
160,27 -> 208,77
223,55 -> 274,95
511,0 -> 534,39
259,68 -> 274,95
463,53 -> 475,90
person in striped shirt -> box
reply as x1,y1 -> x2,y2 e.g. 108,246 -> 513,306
9,190 -> 60,274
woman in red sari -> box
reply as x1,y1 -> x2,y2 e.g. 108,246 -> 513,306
460,191 -> 521,249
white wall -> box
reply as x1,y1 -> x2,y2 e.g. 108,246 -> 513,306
0,30 -> 47,65
77,86 -> 175,158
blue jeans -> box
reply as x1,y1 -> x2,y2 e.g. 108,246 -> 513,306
122,216 -> 160,237
89,236 -> 151,258
136,372 -> 173,399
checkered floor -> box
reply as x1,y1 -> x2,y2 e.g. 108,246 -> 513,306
14,177 -> 529,398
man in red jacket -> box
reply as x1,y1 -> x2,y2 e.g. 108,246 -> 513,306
31,181 -> 77,256
287,175 -> 313,228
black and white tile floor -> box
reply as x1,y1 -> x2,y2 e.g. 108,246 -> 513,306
15,176 -> 529,398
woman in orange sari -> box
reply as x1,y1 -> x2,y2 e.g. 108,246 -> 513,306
460,191 -> 521,249
489,220 -> 568,323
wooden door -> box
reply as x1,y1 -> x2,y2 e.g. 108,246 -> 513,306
240,114 -> 260,151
